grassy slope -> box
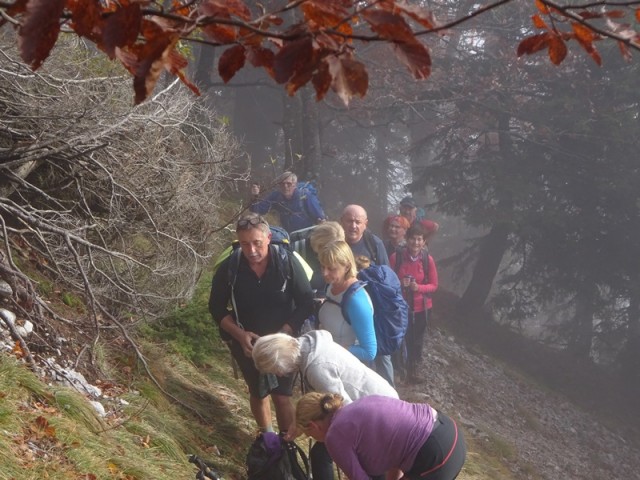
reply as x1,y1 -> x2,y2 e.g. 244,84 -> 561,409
0,274 -> 532,480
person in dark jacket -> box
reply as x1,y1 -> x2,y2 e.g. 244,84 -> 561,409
250,171 -> 327,232
208,213 -> 314,433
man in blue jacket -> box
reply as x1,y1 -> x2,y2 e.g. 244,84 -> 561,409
250,171 -> 327,232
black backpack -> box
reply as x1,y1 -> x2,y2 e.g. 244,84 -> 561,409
246,432 -> 310,480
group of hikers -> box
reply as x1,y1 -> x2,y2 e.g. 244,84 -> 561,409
208,171 -> 466,480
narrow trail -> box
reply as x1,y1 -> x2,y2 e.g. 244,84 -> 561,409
397,323 -> 640,480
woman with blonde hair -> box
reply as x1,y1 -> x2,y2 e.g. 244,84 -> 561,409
317,241 -> 376,362
252,330 -> 398,480
295,392 -> 466,480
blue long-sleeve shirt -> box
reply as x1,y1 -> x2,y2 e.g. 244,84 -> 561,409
319,285 -> 377,362
250,188 -> 326,232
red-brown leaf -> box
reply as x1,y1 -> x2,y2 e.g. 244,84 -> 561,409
636,9 -> 640,23
273,37 -> 314,84
532,14 -> 548,30
604,10 -> 626,19
203,24 -> 238,44
327,55 -> 368,106
517,33 -> 550,57
547,34 -> 567,65
247,46 -> 275,78
103,3 -> 143,57
571,22 -> 595,43
393,40 -> 431,80
312,59 -> 332,101
618,40 -> 632,62
199,0 -> 250,21
571,23 -> 602,66
362,9 -> 415,43
301,1 -> 352,35
394,1 -> 437,30
68,0 -> 105,44
535,0 -> 550,14
115,27 -> 177,104
18,0 -> 66,70
166,49 -> 201,96
2,0 -> 28,26
218,45 -> 247,83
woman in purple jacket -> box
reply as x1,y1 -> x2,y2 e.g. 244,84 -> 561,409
295,392 -> 466,480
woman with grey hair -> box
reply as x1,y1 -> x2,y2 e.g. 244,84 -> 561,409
253,329 -> 397,480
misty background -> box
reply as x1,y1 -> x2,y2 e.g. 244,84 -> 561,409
191,1 -> 640,383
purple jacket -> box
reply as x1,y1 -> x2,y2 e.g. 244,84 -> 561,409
325,395 -> 437,479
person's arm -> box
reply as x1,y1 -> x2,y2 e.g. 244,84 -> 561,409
387,468 -> 404,480
249,189 -> 277,215
284,253 -> 315,333
304,192 -> 326,223
345,288 -> 377,361
326,428 -> 371,480
376,237 -> 390,266
416,255 -> 438,295
208,260 -> 258,355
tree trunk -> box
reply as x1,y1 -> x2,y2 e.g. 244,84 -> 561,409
568,282 -> 597,360
458,223 -> 510,315
301,86 -> 322,181
282,93 -> 303,172
619,276 -> 640,383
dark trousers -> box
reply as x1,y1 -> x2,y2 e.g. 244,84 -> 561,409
404,413 -> 467,480
310,441 -> 334,480
406,309 -> 428,375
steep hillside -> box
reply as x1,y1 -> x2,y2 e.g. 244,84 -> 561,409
1,284 -> 639,479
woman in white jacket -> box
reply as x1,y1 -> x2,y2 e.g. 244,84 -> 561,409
253,330 -> 398,480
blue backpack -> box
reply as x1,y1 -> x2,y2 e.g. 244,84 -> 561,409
327,265 -> 409,356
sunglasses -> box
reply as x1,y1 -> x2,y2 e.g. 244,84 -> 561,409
236,216 -> 267,229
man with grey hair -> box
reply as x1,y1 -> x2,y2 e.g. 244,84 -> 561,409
208,212 -> 314,433
250,171 -> 327,232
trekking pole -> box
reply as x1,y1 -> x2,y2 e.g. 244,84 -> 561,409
188,454 -> 224,480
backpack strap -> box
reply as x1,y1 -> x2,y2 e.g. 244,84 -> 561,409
362,230 -> 379,265
227,245 -> 292,328
320,281 -> 365,326
227,249 -> 245,330
393,245 -> 404,275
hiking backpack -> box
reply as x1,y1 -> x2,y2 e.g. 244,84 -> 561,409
324,264 -> 409,356
296,181 -> 319,221
246,432 -> 310,480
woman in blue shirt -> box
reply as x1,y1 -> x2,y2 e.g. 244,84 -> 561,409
317,240 -> 377,362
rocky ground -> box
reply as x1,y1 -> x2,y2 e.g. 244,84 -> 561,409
401,327 -> 640,480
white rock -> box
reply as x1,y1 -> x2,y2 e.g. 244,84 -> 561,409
89,401 -> 106,417
0,308 -> 16,326
16,320 -> 34,337
0,280 -> 12,298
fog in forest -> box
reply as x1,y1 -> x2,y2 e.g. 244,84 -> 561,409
188,0 -> 640,398
1,1 -> 640,477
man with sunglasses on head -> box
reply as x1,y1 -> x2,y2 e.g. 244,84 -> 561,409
208,213 -> 315,435
250,171 -> 327,233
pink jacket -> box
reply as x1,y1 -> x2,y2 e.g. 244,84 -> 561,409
389,249 -> 438,312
